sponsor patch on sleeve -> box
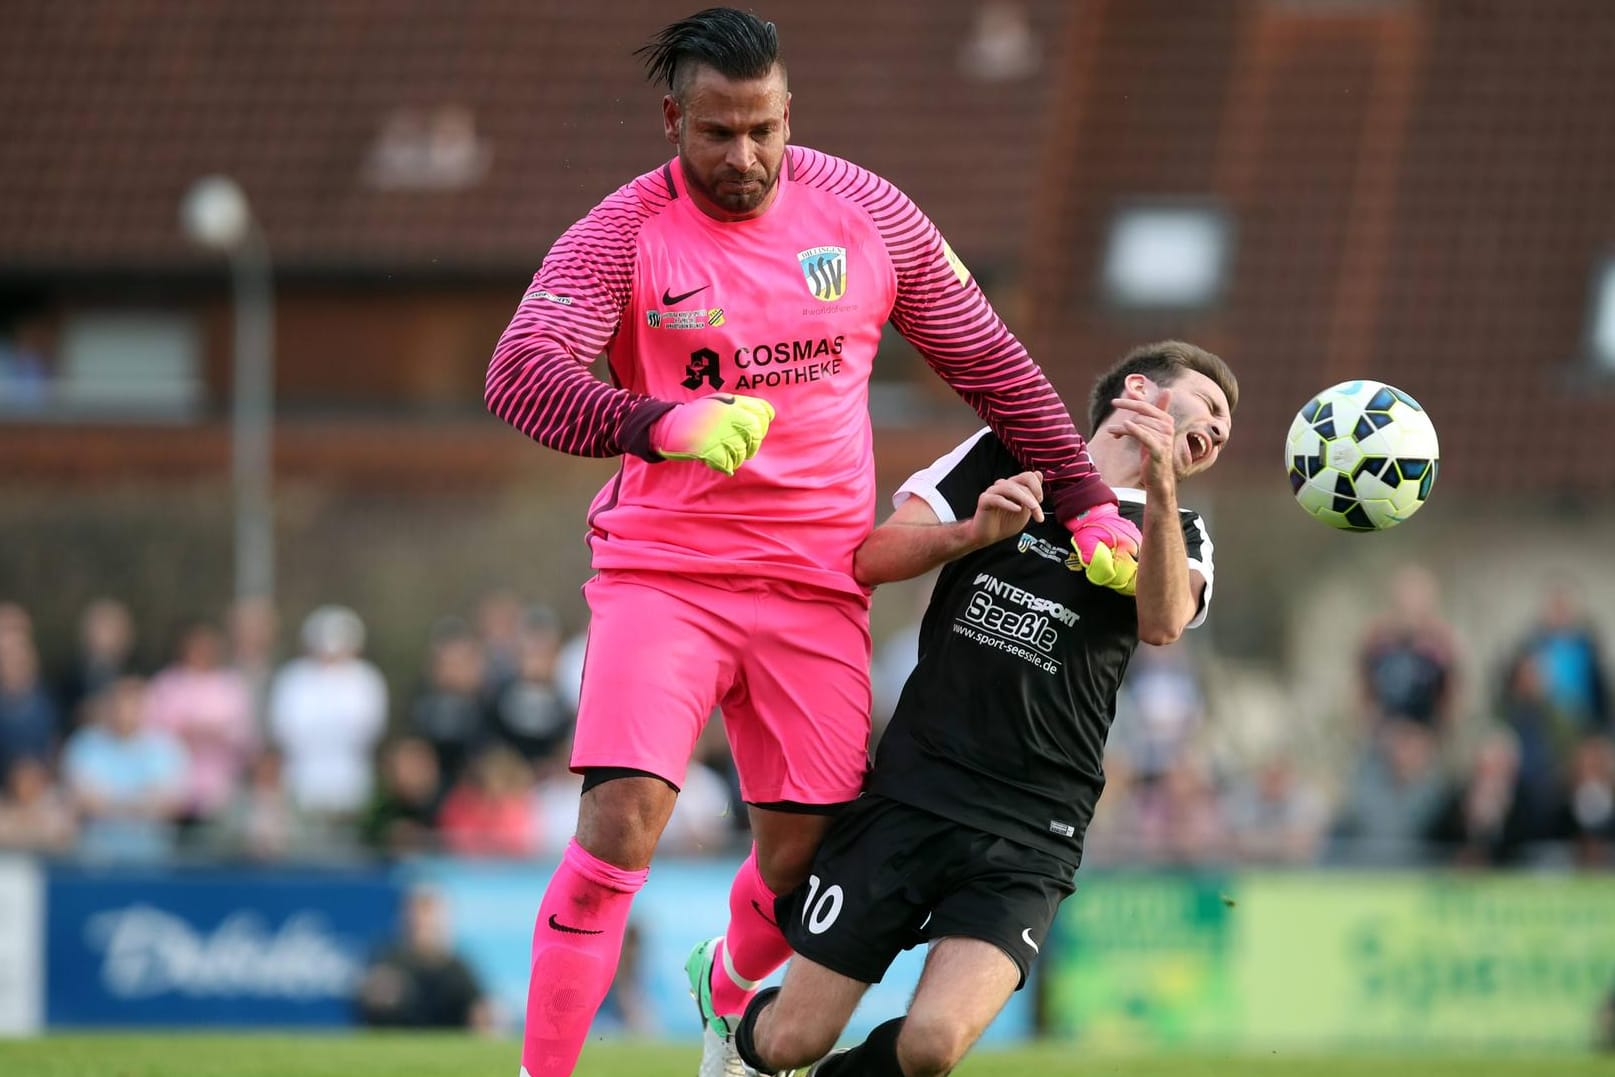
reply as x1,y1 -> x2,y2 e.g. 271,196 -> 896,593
941,238 -> 971,286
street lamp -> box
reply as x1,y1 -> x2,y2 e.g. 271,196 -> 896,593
180,175 -> 275,604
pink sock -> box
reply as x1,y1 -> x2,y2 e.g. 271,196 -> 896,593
520,839 -> 648,1077
710,846 -> 794,1017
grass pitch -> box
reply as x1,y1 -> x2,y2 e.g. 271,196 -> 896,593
0,1035 -> 1608,1076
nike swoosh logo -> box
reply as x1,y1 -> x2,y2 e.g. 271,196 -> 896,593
750,899 -> 779,929
1021,928 -> 1040,953
661,285 -> 709,306
548,913 -> 604,936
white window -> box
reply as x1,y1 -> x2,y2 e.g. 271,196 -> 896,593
1101,202 -> 1233,313
55,311 -> 203,419
1588,257 -> 1615,373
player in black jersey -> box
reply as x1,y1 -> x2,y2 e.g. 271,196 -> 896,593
729,341 -> 1238,1077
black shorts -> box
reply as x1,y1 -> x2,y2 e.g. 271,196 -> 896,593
777,794 -> 1076,990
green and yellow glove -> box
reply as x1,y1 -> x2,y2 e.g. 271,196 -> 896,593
1064,503 -> 1142,596
1067,541 -> 1139,596
650,393 -> 775,475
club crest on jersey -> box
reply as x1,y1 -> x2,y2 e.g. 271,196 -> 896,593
1017,532 -> 1070,564
797,246 -> 848,302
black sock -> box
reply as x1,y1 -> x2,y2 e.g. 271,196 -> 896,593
816,1016 -> 906,1077
732,986 -> 780,1074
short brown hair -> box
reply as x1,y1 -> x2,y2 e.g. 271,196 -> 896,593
1087,340 -> 1239,434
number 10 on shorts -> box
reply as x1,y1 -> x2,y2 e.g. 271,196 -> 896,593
801,874 -> 844,935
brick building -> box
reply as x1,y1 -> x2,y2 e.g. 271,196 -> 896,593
3,1 -> 1614,671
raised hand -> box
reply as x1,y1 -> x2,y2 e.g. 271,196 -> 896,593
1110,388 -> 1176,490
967,471 -> 1045,548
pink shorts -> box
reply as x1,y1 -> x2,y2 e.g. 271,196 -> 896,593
571,571 -> 872,805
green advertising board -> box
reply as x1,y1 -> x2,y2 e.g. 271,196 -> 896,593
1043,873 -> 1237,1050
1044,872 -> 1615,1051
1235,873 -> 1615,1050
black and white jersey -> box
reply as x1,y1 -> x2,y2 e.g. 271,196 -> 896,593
865,428 -> 1214,866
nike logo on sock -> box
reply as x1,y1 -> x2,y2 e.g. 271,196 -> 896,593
750,898 -> 779,928
661,285 -> 709,306
548,913 -> 605,936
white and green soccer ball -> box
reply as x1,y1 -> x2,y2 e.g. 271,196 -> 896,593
1285,380 -> 1440,531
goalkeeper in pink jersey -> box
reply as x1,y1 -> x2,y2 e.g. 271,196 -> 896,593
483,9 -> 1140,1076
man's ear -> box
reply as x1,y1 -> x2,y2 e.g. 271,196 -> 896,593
662,95 -> 681,146
1123,373 -> 1154,399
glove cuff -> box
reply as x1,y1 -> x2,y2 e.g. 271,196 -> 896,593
1053,478 -> 1118,527
623,399 -> 679,462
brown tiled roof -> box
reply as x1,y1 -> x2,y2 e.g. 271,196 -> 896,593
0,0 -> 1068,276
10,1 -> 1615,499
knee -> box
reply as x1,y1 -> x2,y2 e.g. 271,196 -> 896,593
574,780 -> 674,869
573,826 -> 651,871
897,1016 -> 972,1077
756,1005 -> 840,1069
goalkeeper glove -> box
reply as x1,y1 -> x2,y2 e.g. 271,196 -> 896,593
1068,542 -> 1139,595
650,393 -> 775,476
1065,503 -> 1142,596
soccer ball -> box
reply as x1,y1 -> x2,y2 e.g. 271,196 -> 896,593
1285,380 -> 1440,531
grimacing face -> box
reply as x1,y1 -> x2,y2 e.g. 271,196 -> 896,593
664,63 -> 790,219
1164,369 -> 1232,480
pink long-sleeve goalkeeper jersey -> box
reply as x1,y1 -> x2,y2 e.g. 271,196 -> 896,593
486,146 -> 1108,599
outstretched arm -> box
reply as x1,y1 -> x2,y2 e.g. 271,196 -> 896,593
787,147 -> 1114,523
880,226 -> 1109,521
890,261 -> 1113,524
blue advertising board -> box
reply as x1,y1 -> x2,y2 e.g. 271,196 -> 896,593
411,857 -> 1034,1044
45,865 -> 401,1027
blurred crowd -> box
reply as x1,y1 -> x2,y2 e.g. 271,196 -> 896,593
1,570 -> 1611,869
0,589 -> 744,865
1083,567 -> 1615,870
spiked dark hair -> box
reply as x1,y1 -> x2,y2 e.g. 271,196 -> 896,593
636,7 -> 783,100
